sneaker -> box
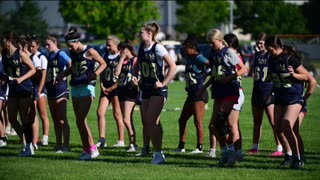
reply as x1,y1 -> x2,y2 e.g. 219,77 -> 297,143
33,143 -> 38,151
91,148 -> 99,159
270,150 -> 283,157
62,146 -> 71,153
80,148 -> 99,160
247,148 -> 259,155
236,151 -> 244,162
127,144 -> 137,152
19,144 -> 34,157
190,148 -> 203,154
113,141 -> 125,147
218,151 -> 228,167
41,136 -> 49,146
136,146 -> 151,157
96,140 -> 107,148
5,127 -> 11,135
291,157 -> 303,169
226,150 -> 237,167
173,147 -> 186,153
206,150 -> 216,158
55,146 -> 71,153
151,152 -> 165,164
55,147 -> 64,154
10,129 -> 17,136
0,140 -> 7,147
280,154 -> 293,167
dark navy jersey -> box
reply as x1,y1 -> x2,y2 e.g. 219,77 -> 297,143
252,51 -> 273,90
137,43 -> 165,92
45,50 -> 69,98
118,57 -> 138,100
185,54 -> 207,94
118,57 -> 135,89
2,48 -> 33,97
69,45 -> 97,86
208,47 -> 239,99
270,54 -> 304,105
100,52 -> 120,88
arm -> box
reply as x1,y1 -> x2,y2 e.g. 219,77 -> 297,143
38,69 -> 46,94
156,53 -> 176,88
131,57 -> 140,87
38,56 -> 48,94
88,48 -> 106,77
288,65 -> 308,81
114,52 -> 126,77
222,49 -> 247,83
230,60 -> 247,80
56,65 -> 72,81
16,50 -> 36,84
303,72 -> 316,101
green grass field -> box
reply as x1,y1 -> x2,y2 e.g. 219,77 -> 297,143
1,77 -> 320,179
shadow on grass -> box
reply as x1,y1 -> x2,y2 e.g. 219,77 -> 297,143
1,144 -> 319,172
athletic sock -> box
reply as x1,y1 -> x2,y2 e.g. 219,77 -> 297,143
252,144 -> 259,150
90,145 -> 97,151
178,141 -> 185,149
0,137 -> 6,142
196,143 -> 203,151
228,144 -> 235,151
276,145 -> 283,152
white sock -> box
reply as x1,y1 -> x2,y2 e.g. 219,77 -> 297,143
286,151 -> 292,156
210,148 -> 216,153
276,145 -> 283,152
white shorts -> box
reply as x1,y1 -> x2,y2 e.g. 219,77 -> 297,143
233,88 -> 244,111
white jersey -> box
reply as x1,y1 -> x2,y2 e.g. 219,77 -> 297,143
35,51 -> 48,70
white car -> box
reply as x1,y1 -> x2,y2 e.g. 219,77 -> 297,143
174,64 -> 186,82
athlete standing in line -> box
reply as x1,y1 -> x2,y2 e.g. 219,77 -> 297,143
132,22 -> 176,164
96,35 -> 125,148
248,33 -> 283,157
1,32 -> 36,156
173,36 -> 209,154
114,40 -> 139,152
45,35 -> 71,153
62,27 -> 106,160
30,35 -> 50,147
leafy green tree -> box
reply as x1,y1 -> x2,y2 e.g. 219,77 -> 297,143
234,0 -> 308,37
301,0 -> 320,34
0,0 -> 48,39
175,1 -> 229,40
59,1 -> 159,40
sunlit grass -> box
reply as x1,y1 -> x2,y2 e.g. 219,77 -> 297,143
1,78 -> 320,179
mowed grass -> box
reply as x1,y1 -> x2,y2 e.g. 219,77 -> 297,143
1,77 -> 320,179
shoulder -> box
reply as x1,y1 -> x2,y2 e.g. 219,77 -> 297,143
288,55 -> 301,69
59,50 -> 71,61
155,43 -> 168,57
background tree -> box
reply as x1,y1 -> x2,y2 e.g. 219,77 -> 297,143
301,0 -> 320,34
234,0 -> 308,38
59,1 -> 159,41
175,1 -> 229,41
0,0 -> 48,40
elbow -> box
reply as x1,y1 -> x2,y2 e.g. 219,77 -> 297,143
31,68 -> 36,76
310,77 -> 317,87
101,62 -> 107,69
